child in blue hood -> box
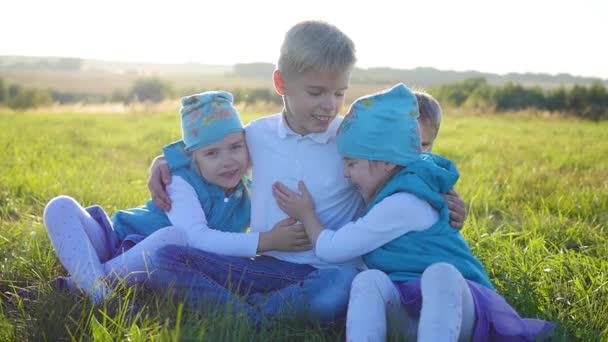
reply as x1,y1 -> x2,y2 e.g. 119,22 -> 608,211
272,84 -> 554,341
44,91 -> 309,304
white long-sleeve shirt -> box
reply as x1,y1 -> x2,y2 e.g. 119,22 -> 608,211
246,114 -> 366,268
165,175 -> 260,258
315,192 -> 440,264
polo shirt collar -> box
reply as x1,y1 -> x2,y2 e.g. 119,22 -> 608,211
277,112 -> 339,144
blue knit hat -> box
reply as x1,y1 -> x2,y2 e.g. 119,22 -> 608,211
180,91 -> 244,152
337,83 -> 422,166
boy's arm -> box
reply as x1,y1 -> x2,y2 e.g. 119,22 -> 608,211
148,155 -> 173,211
443,190 -> 467,229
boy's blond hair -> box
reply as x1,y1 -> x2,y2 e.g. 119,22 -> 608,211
414,91 -> 442,137
278,20 -> 356,79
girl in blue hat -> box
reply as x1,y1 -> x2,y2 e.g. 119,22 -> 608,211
43,91 -> 310,304
272,84 -> 554,341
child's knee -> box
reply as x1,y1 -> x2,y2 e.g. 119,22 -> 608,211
421,262 -> 465,295
44,195 -> 81,228
420,263 -> 468,300
44,195 -> 77,216
351,269 -> 390,290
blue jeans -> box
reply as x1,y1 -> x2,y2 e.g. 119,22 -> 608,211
147,245 -> 358,326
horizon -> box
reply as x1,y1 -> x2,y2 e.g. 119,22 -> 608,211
3,54 -> 606,81
2,0 -> 607,79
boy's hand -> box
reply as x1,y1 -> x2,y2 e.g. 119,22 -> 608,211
148,156 -> 173,211
259,218 -> 312,252
272,181 -> 315,222
443,190 -> 467,230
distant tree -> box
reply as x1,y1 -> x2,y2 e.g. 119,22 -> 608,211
587,82 -> 608,108
7,88 -> 52,109
7,84 -> 22,99
244,88 -> 275,105
110,89 -> 130,103
576,82 -> 608,120
492,82 -> 543,111
461,77 -> 489,94
464,85 -> 494,109
524,86 -> 546,109
566,85 -> 587,113
130,78 -> 173,103
434,77 -> 489,107
0,78 -> 5,103
546,87 -> 567,112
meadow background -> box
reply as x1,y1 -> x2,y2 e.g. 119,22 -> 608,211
0,106 -> 606,340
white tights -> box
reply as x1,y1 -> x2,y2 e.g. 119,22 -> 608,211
44,196 -> 188,304
347,263 -> 476,342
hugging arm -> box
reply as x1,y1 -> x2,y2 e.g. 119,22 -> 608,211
148,155 -> 172,211
168,176 -> 311,255
273,182 -> 438,263
443,190 -> 467,229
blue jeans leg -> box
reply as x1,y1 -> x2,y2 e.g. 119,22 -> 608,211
146,245 -> 260,323
149,245 -> 359,325
250,266 -> 359,324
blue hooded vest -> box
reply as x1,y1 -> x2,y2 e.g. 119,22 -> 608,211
362,154 -> 494,290
112,141 -> 250,240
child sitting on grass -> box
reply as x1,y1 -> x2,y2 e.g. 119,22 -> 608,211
272,84 -> 555,341
43,91 -> 309,304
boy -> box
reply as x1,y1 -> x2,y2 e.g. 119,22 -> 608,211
147,21 -> 466,325
147,20 -> 362,325
415,90 -> 465,226
415,91 -> 442,153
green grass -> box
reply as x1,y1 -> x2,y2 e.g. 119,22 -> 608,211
1,111 -> 606,341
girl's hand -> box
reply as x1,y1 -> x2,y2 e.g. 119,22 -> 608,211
148,156 -> 173,211
259,218 -> 312,252
272,181 -> 315,222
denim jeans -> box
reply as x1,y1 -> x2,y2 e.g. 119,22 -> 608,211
147,245 -> 358,326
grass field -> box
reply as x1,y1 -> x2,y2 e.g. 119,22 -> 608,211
0,110 -> 606,341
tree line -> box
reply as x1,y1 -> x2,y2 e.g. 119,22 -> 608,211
1,77 -> 606,120
430,78 -> 608,120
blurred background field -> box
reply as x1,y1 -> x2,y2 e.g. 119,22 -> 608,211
0,109 -> 606,340
2,1 -> 607,339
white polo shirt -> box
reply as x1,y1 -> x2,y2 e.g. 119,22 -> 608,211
246,113 -> 365,268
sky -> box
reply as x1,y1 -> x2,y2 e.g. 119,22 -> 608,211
2,0 -> 607,78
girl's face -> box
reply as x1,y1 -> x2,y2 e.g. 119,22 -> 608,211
343,158 -> 393,203
193,132 -> 250,193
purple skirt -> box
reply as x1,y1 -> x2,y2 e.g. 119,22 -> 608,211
86,205 -> 145,259
396,280 -> 555,342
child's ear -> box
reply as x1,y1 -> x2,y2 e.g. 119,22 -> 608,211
273,70 -> 286,95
